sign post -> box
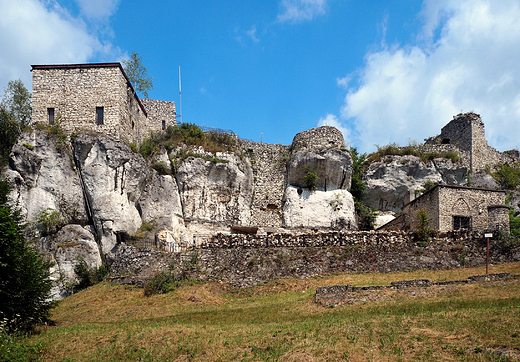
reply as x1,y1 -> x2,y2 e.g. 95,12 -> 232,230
484,233 -> 493,274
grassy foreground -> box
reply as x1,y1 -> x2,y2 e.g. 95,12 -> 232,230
10,263 -> 520,361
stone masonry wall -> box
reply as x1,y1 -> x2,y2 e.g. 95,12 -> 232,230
140,99 -> 177,136
426,113 -> 518,171
438,186 -> 506,231
108,229 -> 520,288
240,140 -> 290,227
392,186 -> 507,233
32,66 -> 143,144
291,126 -> 345,153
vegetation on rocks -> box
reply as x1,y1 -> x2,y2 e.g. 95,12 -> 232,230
492,162 -> 520,190
139,123 -> 236,159
303,167 -> 318,191
349,147 -> 376,230
370,142 -> 462,164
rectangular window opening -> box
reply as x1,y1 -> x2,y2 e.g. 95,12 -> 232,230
162,120 -> 166,130
96,107 -> 104,125
453,216 -> 471,230
47,108 -> 55,124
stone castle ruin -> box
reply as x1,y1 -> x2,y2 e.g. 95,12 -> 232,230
7,62 -> 520,298
31,63 -> 177,144
425,112 -> 517,171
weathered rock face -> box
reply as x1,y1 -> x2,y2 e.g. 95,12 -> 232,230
6,129 -> 87,224
470,171 -> 500,190
175,153 -> 253,225
282,187 -> 356,229
74,133 -> 150,253
364,155 -> 468,212
44,224 -> 101,300
138,172 -> 190,246
283,127 -> 356,229
287,149 -> 352,191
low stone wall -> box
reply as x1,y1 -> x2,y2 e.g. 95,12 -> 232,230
315,273 -> 512,306
108,230 -> 520,288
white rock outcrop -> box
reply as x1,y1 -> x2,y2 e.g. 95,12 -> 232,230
175,153 -> 253,225
74,134 -> 148,253
6,129 -> 87,224
45,225 -> 101,300
282,186 -> 356,229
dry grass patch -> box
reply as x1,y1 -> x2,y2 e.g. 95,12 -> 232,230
13,262 -> 520,361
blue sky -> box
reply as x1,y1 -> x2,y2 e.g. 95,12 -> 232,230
1,0 -> 520,153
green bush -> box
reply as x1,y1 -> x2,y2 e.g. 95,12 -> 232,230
35,208 -> 64,237
355,201 -> 377,231
151,161 -> 172,175
73,258 -> 109,292
413,209 -> 436,245
304,168 -> 318,191
139,123 -> 236,161
509,209 -> 520,239
492,163 -> 520,190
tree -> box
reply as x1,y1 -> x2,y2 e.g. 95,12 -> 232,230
349,147 -> 376,230
0,178 -> 54,332
1,79 -> 31,131
122,51 -> 153,99
0,80 -> 31,168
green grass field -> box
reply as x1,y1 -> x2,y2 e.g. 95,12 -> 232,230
6,263 -> 520,361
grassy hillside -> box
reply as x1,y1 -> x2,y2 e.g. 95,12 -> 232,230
8,263 -> 520,361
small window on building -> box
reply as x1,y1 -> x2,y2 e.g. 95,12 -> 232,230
453,216 -> 471,230
96,107 -> 104,125
132,121 -> 134,129
162,120 -> 166,130
47,108 -> 55,124
442,138 -> 450,144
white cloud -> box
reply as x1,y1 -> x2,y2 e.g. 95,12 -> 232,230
336,75 -> 351,90
277,0 -> 328,23
75,0 -> 120,19
340,0 -> 520,153
247,25 -> 260,43
0,0 -> 121,92
317,113 -> 351,146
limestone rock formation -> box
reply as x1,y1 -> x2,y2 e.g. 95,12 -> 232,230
175,153 -> 253,226
283,127 -> 357,229
44,225 -> 101,300
6,129 -> 87,224
282,187 -> 356,229
73,133 -> 150,253
287,148 -> 352,191
364,155 -> 468,212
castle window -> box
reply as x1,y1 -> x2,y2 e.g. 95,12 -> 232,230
162,120 -> 166,130
47,108 -> 54,123
442,138 -> 450,144
453,216 -> 471,230
96,107 -> 104,125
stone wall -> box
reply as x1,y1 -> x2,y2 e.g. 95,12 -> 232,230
32,64 -> 146,144
108,229 -> 520,288
291,126 -> 345,153
384,185 -> 508,233
426,113 -> 518,171
140,99 -> 177,136
239,140 -> 290,227
31,64 -> 176,145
